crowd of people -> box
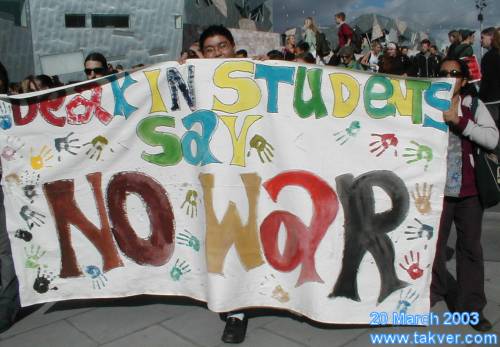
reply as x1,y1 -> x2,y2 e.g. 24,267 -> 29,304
1,11 -> 500,344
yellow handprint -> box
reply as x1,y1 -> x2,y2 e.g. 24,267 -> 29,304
30,145 -> 54,170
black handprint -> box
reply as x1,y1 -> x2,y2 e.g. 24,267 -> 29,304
20,205 -> 46,229
33,268 -> 58,294
54,132 -> 81,161
15,228 -> 33,242
21,170 -> 40,203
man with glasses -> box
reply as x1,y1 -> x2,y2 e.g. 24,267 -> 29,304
84,52 -> 110,80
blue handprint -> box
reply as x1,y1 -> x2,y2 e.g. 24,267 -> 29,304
396,288 -> 419,314
176,229 -> 200,252
85,265 -> 108,289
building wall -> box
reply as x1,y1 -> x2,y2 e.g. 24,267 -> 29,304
0,13 -> 34,82
28,0 -> 183,79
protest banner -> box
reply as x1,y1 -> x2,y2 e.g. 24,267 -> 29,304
0,60 -> 454,324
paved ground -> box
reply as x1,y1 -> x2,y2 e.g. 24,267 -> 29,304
1,208 -> 499,347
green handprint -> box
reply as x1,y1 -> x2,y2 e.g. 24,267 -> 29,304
403,141 -> 433,170
176,229 -> 200,252
170,259 -> 191,281
25,245 -> 46,269
334,121 -> 361,145
247,134 -> 274,163
180,190 -> 198,218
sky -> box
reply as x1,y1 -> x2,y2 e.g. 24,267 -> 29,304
273,0 -> 500,48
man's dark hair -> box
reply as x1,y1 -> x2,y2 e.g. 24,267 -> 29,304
335,12 -> 346,21
0,61 -> 8,94
481,27 -> 495,36
296,40 -> 310,53
430,45 -> 438,51
236,49 -> 248,57
35,75 -> 54,89
199,25 -> 235,50
421,39 -> 431,46
296,52 -> 316,64
85,52 -> 108,68
266,50 -> 284,60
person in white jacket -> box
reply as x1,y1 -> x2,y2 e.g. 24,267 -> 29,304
431,57 -> 499,332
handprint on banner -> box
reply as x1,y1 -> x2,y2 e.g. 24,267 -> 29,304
54,132 -> 81,161
0,100 -> 13,130
411,183 -> 433,215
20,205 -> 46,229
30,145 -> 54,170
259,274 -> 290,303
334,121 -> 361,145
369,133 -> 398,157
33,268 -> 58,294
247,134 -> 274,163
21,170 -> 40,203
15,228 -> 33,242
405,218 -> 434,240
1,136 -> 25,161
399,251 -> 424,280
403,141 -> 433,170
83,135 -> 114,161
85,265 -> 108,290
396,288 -> 419,314
170,259 -> 191,281
176,229 -> 200,252
24,245 -> 46,269
4,173 -> 21,193
181,190 -> 198,218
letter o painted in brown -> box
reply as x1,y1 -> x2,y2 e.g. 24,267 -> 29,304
107,172 -> 175,266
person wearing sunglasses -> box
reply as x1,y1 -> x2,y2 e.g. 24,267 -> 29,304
84,52 -> 109,80
431,58 -> 498,332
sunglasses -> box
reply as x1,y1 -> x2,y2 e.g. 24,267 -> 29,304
438,69 -> 464,78
84,67 -> 106,75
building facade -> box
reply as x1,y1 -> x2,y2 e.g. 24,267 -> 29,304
0,0 -> 274,84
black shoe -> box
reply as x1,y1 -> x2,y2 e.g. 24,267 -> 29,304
221,316 -> 248,344
470,314 -> 492,332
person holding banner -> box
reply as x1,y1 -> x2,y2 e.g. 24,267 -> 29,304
0,61 -> 20,333
479,27 -> 500,124
84,52 -> 110,80
198,25 -> 250,344
431,57 -> 498,332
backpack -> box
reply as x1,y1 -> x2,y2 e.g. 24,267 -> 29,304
315,32 -> 331,58
470,97 -> 500,208
351,25 -> 363,54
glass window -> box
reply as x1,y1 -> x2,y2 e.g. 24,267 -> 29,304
91,14 -> 129,28
65,14 -> 86,28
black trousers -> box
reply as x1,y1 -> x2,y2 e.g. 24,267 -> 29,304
431,195 -> 486,313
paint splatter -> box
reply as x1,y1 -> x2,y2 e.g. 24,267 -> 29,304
181,190 -> 198,218
247,134 -> 274,163
33,268 -> 58,294
369,133 -> 398,157
54,132 -> 81,161
24,245 -> 46,269
396,288 -> 419,314
405,218 -> 433,240
334,121 -> 361,145
411,183 -> 433,215
176,229 -> 200,252
403,141 -> 433,170
85,265 -> 108,290
170,259 -> 191,281
21,170 -> 40,203
30,145 -> 54,170
399,251 -> 424,280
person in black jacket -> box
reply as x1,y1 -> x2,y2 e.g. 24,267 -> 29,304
411,39 -> 440,77
479,27 -> 500,124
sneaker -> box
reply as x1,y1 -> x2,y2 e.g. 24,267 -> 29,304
221,316 -> 248,344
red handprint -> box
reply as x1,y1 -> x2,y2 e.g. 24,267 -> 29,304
369,133 -> 399,157
399,251 -> 423,280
